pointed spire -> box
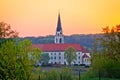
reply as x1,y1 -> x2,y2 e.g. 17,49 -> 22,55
56,12 -> 62,32
54,12 -> 64,44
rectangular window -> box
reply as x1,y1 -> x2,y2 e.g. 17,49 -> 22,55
59,56 -> 61,59
78,56 -> 80,59
59,52 -> 61,55
51,53 -> 53,55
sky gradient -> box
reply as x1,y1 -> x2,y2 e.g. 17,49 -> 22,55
0,0 -> 120,37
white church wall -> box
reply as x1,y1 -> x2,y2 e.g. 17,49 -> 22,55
43,51 -> 91,65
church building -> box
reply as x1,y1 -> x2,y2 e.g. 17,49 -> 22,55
33,13 -> 91,66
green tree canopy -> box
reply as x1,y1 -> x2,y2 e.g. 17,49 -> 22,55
64,46 -> 77,66
91,24 -> 120,78
101,25 -> 120,60
0,39 -> 41,80
40,53 -> 50,65
0,21 -> 18,47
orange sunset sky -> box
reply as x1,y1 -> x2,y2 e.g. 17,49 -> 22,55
0,0 -> 120,37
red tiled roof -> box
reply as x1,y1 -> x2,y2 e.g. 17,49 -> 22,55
82,53 -> 89,58
33,43 -> 87,52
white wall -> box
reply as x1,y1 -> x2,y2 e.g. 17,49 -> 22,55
43,51 -> 90,65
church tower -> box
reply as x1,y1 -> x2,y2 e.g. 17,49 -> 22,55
54,13 -> 64,44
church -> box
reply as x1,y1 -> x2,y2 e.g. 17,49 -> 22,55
33,13 -> 91,66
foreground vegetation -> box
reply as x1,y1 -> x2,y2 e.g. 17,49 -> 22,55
33,68 -> 79,80
0,39 -> 41,79
0,22 -> 41,79
84,25 -> 120,79
32,66 -> 120,80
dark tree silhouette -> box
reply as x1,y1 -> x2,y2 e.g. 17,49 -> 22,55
0,21 -> 19,46
0,21 -> 18,38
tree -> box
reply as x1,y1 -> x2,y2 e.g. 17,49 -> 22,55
0,22 -> 18,38
0,22 -> 18,46
100,25 -> 120,61
64,46 -> 77,66
0,39 -> 41,80
40,53 -> 50,65
91,24 -> 120,78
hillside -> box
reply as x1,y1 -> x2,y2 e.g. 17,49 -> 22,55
19,34 -> 102,49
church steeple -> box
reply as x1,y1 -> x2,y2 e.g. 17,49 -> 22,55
56,13 -> 62,32
54,12 -> 64,44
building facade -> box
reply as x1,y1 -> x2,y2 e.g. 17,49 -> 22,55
33,13 -> 91,66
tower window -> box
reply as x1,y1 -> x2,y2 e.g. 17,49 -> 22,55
60,38 -> 62,43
